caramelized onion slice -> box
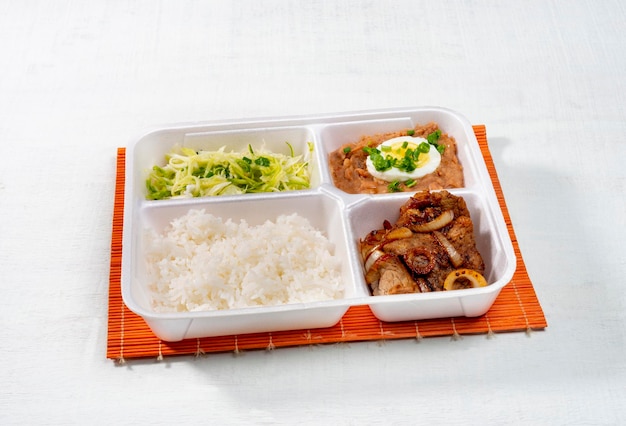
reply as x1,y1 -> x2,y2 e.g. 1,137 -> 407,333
362,227 -> 412,263
360,242 -> 380,262
443,269 -> 488,290
384,226 -> 413,241
364,248 -> 385,273
433,231 -> 463,268
412,210 -> 454,232
364,250 -> 393,285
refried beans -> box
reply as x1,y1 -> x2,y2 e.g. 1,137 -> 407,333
329,122 -> 463,194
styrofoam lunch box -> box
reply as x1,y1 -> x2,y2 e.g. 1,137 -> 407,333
122,106 -> 517,341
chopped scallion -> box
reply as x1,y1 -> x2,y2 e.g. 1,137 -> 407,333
427,129 -> 441,144
254,157 -> 270,167
387,180 -> 401,192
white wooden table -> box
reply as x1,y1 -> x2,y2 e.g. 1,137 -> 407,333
1,1 -> 625,424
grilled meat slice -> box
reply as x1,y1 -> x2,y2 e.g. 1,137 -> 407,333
445,215 -> 485,272
369,254 -> 420,296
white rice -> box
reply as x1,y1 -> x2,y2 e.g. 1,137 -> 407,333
144,209 -> 344,312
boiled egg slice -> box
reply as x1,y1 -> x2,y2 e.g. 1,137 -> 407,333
365,136 -> 441,182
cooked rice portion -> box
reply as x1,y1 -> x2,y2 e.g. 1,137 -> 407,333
144,209 -> 343,312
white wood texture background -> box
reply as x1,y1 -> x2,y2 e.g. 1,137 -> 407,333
1,1 -> 625,424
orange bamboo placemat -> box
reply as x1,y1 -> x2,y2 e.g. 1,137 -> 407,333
107,125 -> 547,362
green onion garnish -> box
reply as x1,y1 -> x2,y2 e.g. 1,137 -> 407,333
387,180 -> 401,192
254,157 -> 270,167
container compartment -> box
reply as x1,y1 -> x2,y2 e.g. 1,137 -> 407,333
347,189 -> 516,322
129,125 -> 321,202
122,191 -> 365,341
315,108 -> 484,192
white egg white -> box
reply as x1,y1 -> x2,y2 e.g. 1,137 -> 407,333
365,136 -> 442,182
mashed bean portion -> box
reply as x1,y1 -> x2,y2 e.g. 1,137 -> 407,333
144,210 -> 343,312
329,122 -> 464,194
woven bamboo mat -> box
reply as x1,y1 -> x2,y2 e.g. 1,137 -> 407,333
107,125 -> 547,362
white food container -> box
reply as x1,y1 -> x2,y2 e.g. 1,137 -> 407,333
122,106 -> 516,341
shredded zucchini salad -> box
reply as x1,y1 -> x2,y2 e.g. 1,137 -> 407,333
146,142 -> 313,200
